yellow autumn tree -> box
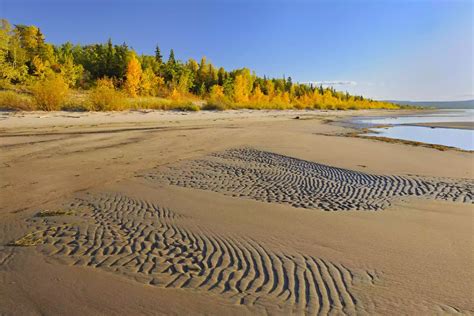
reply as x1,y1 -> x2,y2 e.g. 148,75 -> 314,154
124,54 -> 142,97
32,56 -> 49,79
265,80 -> 275,99
89,77 -> 126,111
322,89 -> 337,109
203,84 -> 228,110
176,71 -> 192,95
169,88 -> 181,101
209,84 -> 226,103
233,74 -> 249,104
140,67 -> 164,96
154,75 -> 166,96
249,85 -> 267,107
60,55 -> 83,88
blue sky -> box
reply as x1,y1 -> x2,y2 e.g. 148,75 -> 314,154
2,0 -> 472,100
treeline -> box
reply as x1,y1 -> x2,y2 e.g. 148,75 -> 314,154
0,19 -> 399,111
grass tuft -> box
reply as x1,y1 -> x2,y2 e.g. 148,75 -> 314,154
202,102 -> 226,111
0,90 -> 34,110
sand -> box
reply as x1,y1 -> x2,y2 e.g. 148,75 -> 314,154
409,121 -> 474,130
0,110 -> 473,315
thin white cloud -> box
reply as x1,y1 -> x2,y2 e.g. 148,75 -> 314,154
455,93 -> 474,99
301,80 -> 357,86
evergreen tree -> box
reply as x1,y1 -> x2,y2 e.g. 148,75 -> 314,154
286,76 -> 292,92
154,45 -> 162,64
217,67 -> 226,86
167,49 -> 175,65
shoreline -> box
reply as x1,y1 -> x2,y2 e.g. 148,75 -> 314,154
331,109 -> 473,151
0,108 -> 424,130
406,121 -> 474,130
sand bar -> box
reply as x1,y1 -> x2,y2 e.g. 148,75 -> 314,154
408,121 -> 474,130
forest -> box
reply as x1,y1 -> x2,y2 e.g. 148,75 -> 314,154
0,19 -> 400,111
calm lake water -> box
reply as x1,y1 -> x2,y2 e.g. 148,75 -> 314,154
354,109 -> 474,150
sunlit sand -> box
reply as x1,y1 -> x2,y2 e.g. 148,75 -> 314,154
1,110 -> 472,314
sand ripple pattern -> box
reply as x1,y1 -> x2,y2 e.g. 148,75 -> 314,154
144,148 -> 473,211
26,193 -> 361,314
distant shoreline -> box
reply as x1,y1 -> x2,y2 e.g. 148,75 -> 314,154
406,121 -> 474,130
386,99 -> 474,109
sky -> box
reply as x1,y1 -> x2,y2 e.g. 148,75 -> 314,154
1,0 -> 472,101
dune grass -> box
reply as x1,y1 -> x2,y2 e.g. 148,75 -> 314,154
0,90 -> 34,110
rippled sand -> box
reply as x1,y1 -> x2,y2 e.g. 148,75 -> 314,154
1,110 -> 472,315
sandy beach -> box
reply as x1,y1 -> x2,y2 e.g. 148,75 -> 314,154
0,109 -> 473,315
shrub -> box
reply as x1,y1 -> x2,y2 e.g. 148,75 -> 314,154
168,101 -> 200,111
61,102 -> 90,112
30,75 -> 69,111
127,97 -> 200,111
128,96 -> 170,110
88,78 -> 126,111
60,90 -> 90,111
0,90 -> 34,110
202,102 -> 227,111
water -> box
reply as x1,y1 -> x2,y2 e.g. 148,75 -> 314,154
366,126 -> 474,150
354,110 -> 474,151
357,109 -> 474,126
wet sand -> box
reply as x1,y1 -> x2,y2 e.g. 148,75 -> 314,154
0,110 -> 473,315
409,121 -> 474,130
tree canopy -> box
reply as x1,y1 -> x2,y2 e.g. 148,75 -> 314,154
0,18 -> 399,111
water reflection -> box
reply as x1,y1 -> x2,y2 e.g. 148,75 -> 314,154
354,110 -> 474,150
366,126 -> 474,151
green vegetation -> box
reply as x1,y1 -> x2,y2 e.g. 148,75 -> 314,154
0,19 -> 399,111
88,77 -> 126,111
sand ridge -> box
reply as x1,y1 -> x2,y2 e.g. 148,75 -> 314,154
143,148 -> 473,211
14,192 -> 367,314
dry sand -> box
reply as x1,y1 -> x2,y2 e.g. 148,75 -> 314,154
0,110 -> 473,315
